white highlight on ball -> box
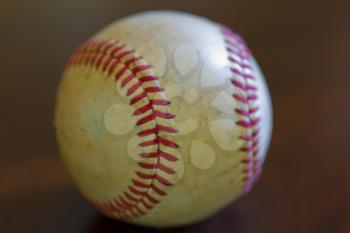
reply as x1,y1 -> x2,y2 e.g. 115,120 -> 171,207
200,55 -> 228,88
211,90 -> 236,114
190,140 -> 216,170
184,88 -> 199,103
176,117 -> 199,135
209,119 -> 243,151
173,44 -> 199,76
127,136 -> 144,161
103,104 -> 136,135
137,42 -> 167,77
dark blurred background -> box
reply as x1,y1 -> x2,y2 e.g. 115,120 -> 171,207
1,0 -> 349,233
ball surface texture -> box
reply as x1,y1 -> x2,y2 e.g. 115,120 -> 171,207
55,11 -> 272,227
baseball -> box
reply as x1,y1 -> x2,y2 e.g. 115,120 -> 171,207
55,11 -> 272,227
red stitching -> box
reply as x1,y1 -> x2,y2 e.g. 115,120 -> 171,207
228,56 -> 253,71
128,186 -> 144,196
108,60 -> 119,75
233,94 -> 259,104
125,56 -> 142,67
133,102 -> 153,115
140,150 -> 178,162
231,80 -> 257,91
149,183 -> 167,196
130,91 -> 147,105
127,82 -> 142,96
102,42 -> 115,53
226,44 -> 251,58
102,57 -> 114,72
144,86 -> 164,93
128,183 -> 166,197
110,44 -> 125,56
139,161 -> 176,174
144,193 -> 160,204
138,125 -> 177,137
139,138 -> 159,147
235,107 -> 259,116
135,172 -> 172,186
121,74 -> 135,87
116,49 -> 135,60
119,196 -> 134,209
222,26 -> 262,193
124,192 -> 138,202
158,137 -> 179,148
65,40 -> 178,220
230,67 -> 255,80
136,114 -> 155,126
236,118 -> 260,128
139,137 -> 178,149
132,65 -> 152,74
115,66 -> 128,81
132,179 -> 150,188
233,93 -> 249,104
140,199 -> 152,210
154,110 -> 175,119
150,99 -> 170,105
139,76 -> 158,83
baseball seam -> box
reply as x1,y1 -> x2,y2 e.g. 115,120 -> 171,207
221,26 -> 262,192
65,39 -> 179,220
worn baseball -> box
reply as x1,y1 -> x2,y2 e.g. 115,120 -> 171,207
55,11 -> 272,227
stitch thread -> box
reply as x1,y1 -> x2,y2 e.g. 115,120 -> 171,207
65,39 -> 178,220
221,26 -> 262,193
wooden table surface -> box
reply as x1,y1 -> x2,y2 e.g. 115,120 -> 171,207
1,1 -> 349,232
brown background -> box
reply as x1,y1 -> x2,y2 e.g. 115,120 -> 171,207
1,0 -> 349,233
